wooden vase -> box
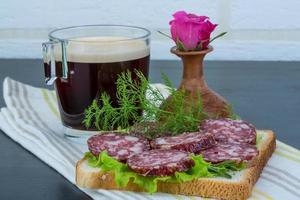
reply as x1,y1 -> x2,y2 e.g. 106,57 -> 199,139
169,45 -> 229,118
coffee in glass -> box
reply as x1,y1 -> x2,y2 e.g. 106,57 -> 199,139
42,25 -> 150,137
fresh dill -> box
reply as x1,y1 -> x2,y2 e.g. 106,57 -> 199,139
226,104 -> 241,120
83,70 -> 238,138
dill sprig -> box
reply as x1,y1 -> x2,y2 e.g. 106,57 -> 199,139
83,70 -> 238,138
226,104 -> 241,120
156,73 -> 208,134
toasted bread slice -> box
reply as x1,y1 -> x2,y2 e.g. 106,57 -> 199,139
76,130 -> 276,200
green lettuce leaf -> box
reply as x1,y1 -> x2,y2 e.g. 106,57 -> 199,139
256,132 -> 263,147
208,160 -> 245,178
84,152 -> 102,167
174,154 -> 212,182
84,152 -> 245,193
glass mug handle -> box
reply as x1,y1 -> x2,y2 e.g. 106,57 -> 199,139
42,41 -> 69,85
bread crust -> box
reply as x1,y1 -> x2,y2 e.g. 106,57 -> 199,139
76,130 -> 276,200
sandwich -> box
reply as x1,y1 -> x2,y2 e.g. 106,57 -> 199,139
76,118 -> 276,200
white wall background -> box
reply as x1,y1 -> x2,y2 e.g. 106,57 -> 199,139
1,0 -> 300,61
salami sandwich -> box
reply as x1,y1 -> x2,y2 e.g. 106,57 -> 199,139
76,119 -> 276,200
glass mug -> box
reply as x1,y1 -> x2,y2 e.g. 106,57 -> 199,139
42,25 -> 150,138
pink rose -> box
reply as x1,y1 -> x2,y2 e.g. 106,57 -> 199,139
169,11 -> 217,51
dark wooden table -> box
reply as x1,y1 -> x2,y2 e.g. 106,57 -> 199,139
0,59 -> 299,199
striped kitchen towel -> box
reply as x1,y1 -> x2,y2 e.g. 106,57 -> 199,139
0,77 -> 299,200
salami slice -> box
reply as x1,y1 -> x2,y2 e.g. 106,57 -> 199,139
199,119 -> 257,144
87,132 -> 150,162
150,132 -> 216,153
200,142 -> 258,163
127,149 -> 194,176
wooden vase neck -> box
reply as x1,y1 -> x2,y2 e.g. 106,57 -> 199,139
170,46 -> 213,90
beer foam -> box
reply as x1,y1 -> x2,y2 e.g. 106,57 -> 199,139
54,36 -> 150,63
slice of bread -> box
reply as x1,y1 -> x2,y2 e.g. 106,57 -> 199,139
76,130 -> 276,200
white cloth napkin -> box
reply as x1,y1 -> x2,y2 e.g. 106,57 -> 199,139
0,77 -> 299,200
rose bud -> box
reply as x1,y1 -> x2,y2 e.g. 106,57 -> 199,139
169,11 -> 217,51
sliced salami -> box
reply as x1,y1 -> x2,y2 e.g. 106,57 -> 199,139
127,149 -> 194,176
199,119 -> 257,144
200,142 -> 259,163
87,132 -> 150,162
150,132 -> 216,153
